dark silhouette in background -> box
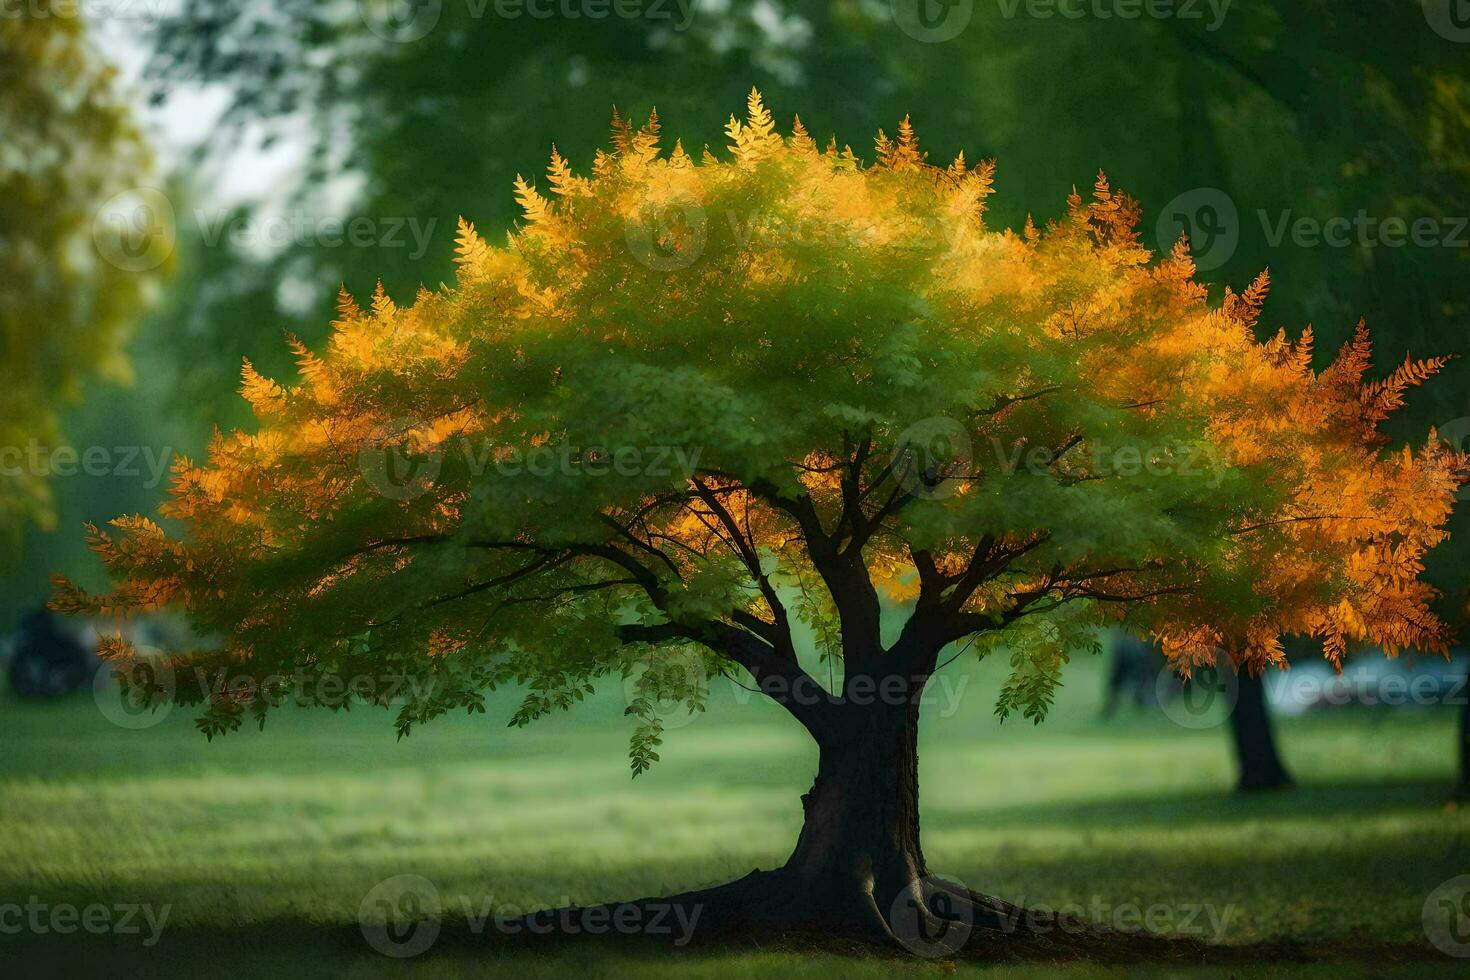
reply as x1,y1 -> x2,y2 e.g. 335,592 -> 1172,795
1101,632 -> 1165,717
5,609 -> 96,698
1104,632 -> 1293,793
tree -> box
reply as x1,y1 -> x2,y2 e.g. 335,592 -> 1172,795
0,14 -> 159,554
1227,671 -> 1292,792
56,94 -> 1466,946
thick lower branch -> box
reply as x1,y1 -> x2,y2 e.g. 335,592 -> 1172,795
617,620 -> 841,742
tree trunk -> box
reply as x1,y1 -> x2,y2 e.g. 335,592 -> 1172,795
773,695 -> 929,935
1228,671 -> 1292,792
508,672 -> 1182,958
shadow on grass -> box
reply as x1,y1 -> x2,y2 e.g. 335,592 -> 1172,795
1,911 -> 1459,978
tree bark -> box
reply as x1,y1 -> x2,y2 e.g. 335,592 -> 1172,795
1227,671 -> 1292,792
772,693 -> 929,935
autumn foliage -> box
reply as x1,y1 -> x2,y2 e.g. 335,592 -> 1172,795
56,90 -> 1466,758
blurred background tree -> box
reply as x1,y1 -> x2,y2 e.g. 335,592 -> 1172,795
0,15 -> 161,560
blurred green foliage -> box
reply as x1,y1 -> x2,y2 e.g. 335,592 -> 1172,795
0,16 -> 161,557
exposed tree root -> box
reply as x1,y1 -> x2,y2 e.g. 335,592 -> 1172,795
482,873 -> 1446,967
500,870 -> 1216,964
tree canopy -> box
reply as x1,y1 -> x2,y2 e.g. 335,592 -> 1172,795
57,93 -> 1466,767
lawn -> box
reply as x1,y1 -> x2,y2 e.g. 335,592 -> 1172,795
1,654 -> 1466,977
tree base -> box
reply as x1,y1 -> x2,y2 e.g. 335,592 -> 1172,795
508,868 -> 1203,963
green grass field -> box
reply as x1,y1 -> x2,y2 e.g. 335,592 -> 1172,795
2,655 -> 1467,977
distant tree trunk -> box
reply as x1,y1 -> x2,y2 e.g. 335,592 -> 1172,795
1228,671 -> 1292,792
